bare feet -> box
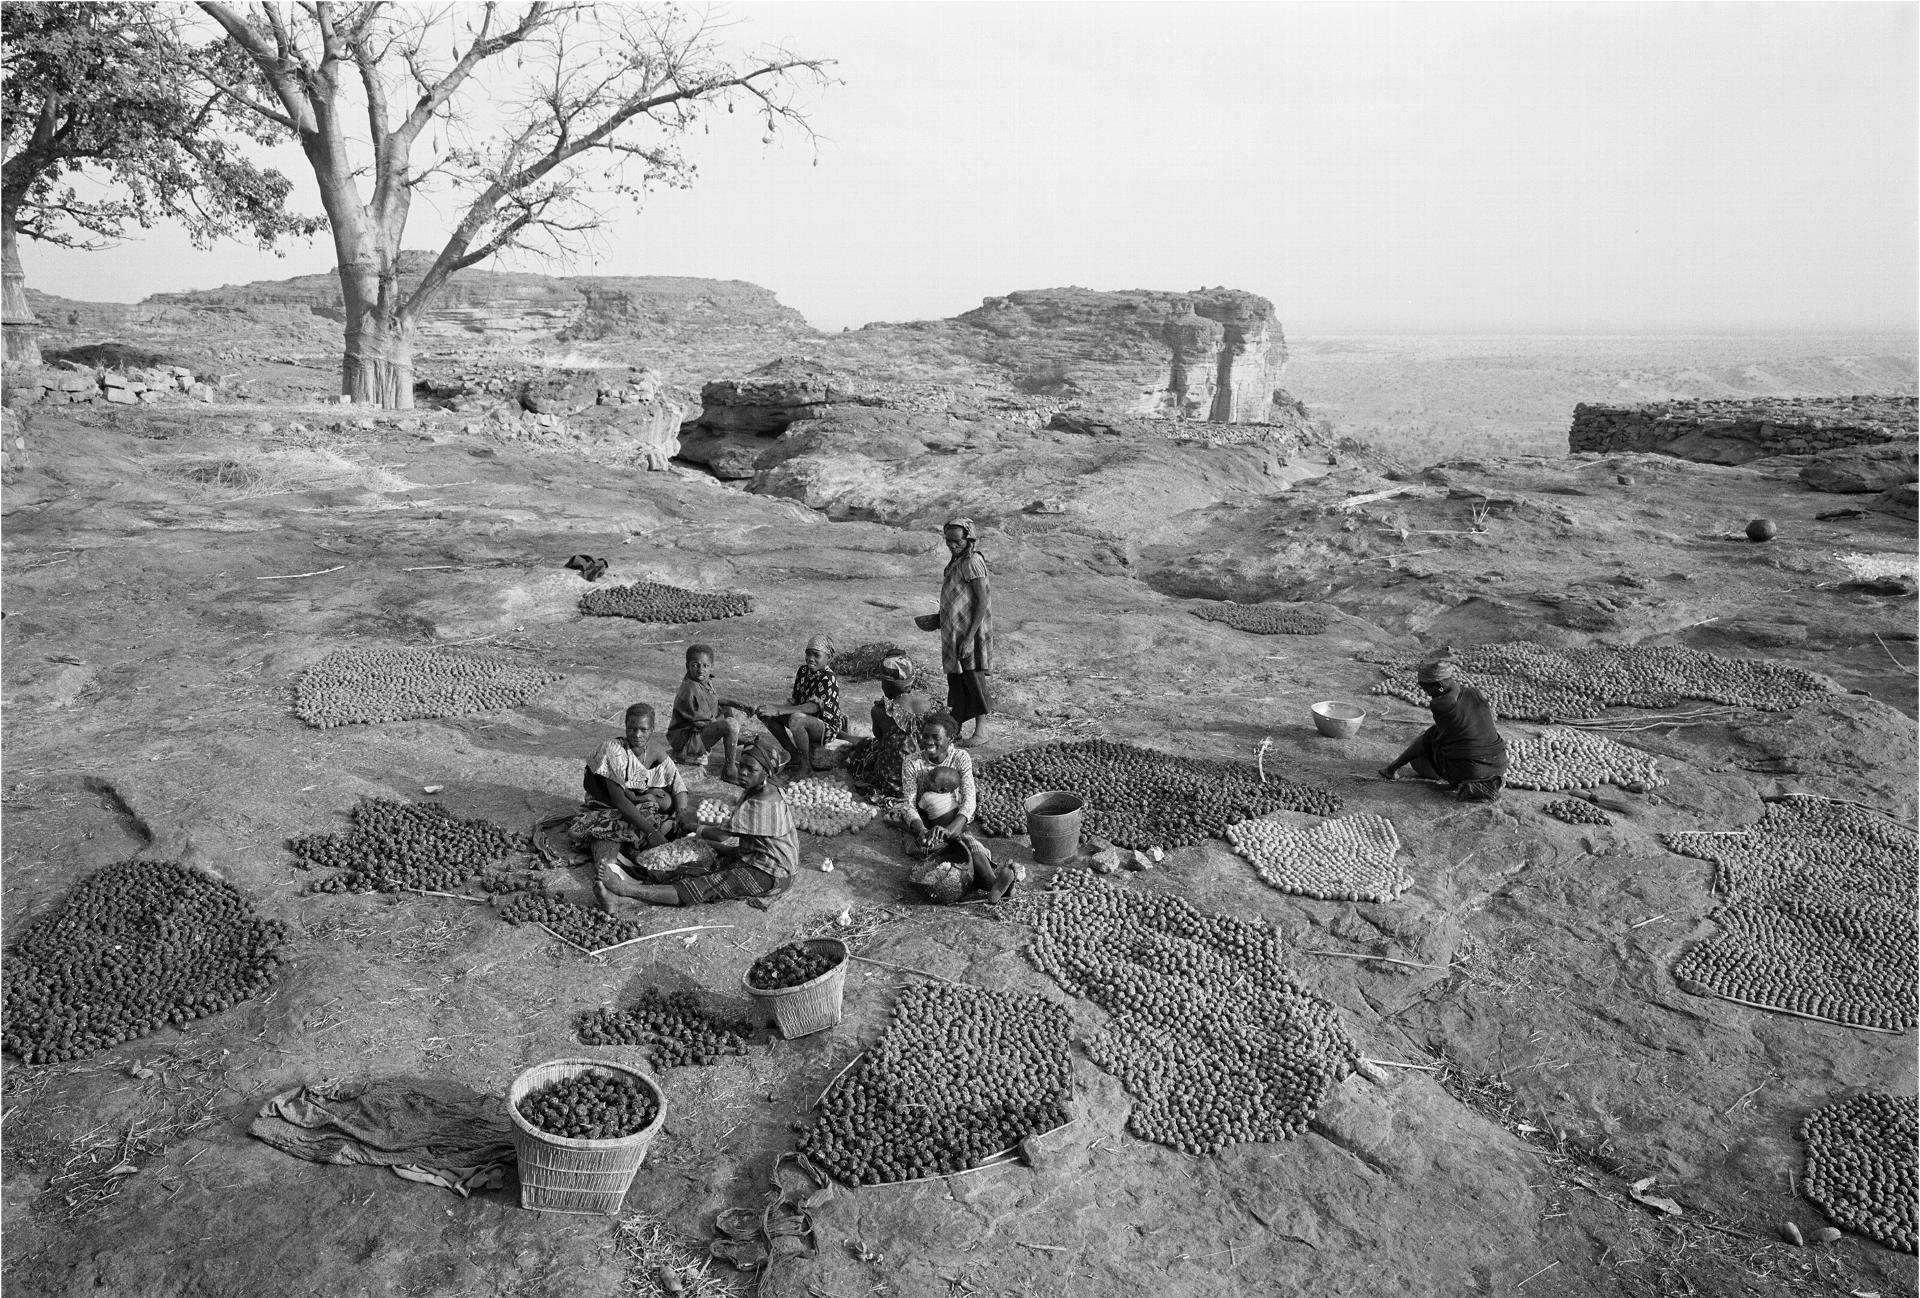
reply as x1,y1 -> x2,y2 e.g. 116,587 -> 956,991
1377,765 -> 1400,781
720,763 -> 742,785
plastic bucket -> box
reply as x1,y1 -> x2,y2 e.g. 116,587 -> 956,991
742,937 -> 848,1039
507,1058 -> 665,1215
1310,701 -> 1367,738
1024,792 -> 1085,864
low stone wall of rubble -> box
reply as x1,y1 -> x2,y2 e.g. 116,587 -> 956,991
1568,396 -> 1917,463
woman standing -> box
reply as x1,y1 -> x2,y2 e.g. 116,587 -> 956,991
937,517 -> 994,747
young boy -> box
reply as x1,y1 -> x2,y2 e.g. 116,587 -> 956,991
668,643 -> 749,782
571,703 -> 694,861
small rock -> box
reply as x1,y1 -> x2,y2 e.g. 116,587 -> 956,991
1811,1226 -> 1842,1246
1746,519 -> 1778,542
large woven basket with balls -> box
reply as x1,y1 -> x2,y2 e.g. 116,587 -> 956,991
507,1059 -> 665,1216
742,937 -> 848,1039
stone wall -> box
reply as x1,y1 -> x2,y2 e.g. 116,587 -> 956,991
1568,396 -> 1917,464
18,361 -> 217,406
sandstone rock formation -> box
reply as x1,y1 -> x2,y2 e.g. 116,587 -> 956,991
1799,440 -> 1919,493
688,357 -> 885,436
1568,395 -> 1917,462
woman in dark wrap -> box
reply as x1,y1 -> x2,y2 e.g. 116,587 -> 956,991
1379,660 -> 1508,801
938,517 -> 994,747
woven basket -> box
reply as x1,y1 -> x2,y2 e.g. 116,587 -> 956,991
507,1059 -> 666,1215
743,938 -> 849,1039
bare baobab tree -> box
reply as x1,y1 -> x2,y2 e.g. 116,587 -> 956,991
199,2 -> 831,408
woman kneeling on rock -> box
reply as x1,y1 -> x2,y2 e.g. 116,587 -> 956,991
1379,660 -> 1508,802
901,714 -> 1016,902
596,736 -> 799,909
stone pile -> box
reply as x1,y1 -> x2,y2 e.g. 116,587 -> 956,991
799,984 -> 1072,1186
27,362 -> 216,406
293,647 -> 563,728
1370,641 -> 1830,721
1569,396 -> 1917,459
1666,798 -> 1917,1031
1799,1092 -> 1918,1253
579,581 -> 752,624
3,860 -> 289,1064
1505,729 -> 1664,792
1224,813 -> 1407,903
1011,873 -> 1358,1154
1191,601 -> 1331,636
972,739 -> 1341,850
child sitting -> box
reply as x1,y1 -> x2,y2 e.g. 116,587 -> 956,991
668,643 -> 751,783
570,703 -> 694,864
756,633 -> 846,776
596,736 -> 799,910
915,765 -> 964,827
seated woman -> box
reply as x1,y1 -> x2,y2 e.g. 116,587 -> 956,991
571,703 -> 695,865
596,735 -> 799,909
1379,660 -> 1509,802
757,634 -> 846,776
900,714 -> 1016,902
843,652 -> 937,798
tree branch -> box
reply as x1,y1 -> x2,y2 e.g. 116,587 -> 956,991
198,2 -> 318,134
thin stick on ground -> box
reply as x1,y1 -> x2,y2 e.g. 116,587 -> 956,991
1516,1260 -> 1560,1289
538,924 -> 603,960
1307,949 -> 1448,971
851,953 -> 959,984
591,924 -> 734,956
254,564 -> 346,581
1873,632 -> 1916,676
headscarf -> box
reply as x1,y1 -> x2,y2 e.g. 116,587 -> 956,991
943,517 -> 976,543
1417,660 -> 1460,684
878,653 -> 915,685
805,633 -> 836,659
744,734 -> 788,772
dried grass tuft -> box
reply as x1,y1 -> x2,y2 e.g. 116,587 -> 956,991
151,446 -> 419,500
617,1216 -> 753,1297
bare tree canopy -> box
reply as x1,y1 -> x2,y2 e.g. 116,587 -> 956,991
199,1 -> 834,407
1,1 -> 320,364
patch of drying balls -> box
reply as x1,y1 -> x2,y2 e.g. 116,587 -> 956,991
1191,602 -> 1331,636
1505,728 -> 1664,792
517,1068 -> 659,1142
293,647 -> 562,728
800,984 -> 1072,1186
498,892 -> 651,950
1667,800 -> 1916,1031
3,861 -> 289,1065
574,987 -> 753,1068
1370,640 -> 1830,721
974,739 -> 1341,851
784,779 -> 878,836
1800,1092 -> 1917,1253
1542,798 -> 1613,826
1225,813 -> 1407,903
290,799 -> 532,894
1010,873 -> 1358,1155
579,580 -> 752,623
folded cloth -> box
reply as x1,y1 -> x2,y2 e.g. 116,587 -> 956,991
249,1077 -> 516,1196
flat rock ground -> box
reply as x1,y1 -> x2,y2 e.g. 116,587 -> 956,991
1,375 -> 1916,1298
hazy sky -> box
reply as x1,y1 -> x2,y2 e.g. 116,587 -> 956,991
20,2 -> 1919,333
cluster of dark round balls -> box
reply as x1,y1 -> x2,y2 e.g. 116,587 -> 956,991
579,580 -> 752,623
800,985 -> 1072,1186
1799,1092 -> 1917,1253
574,987 -> 752,1067
1543,798 -> 1613,826
1009,873 -> 1357,1155
748,941 -> 842,990
290,799 -> 530,895
498,892 -> 650,950
973,740 -> 1340,850
293,647 -> 562,728
516,1069 -> 659,1142
3,861 -> 288,1065
1667,800 -> 1916,1031
1370,641 -> 1830,721
1191,602 -> 1331,636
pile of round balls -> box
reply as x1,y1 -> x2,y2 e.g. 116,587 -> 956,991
1370,640 -> 1830,721
1542,798 -> 1613,826
1667,799 -> 1916,1031
1191,602 -> 1331,636
1799,1092 -> 1917,1253
517,1068 -> 659,1142
290,799 -> 530,894
574,987 -> 752,1067
3,860 -> 289,1065
973,740 -> 1340,851
579,580 -> 752,623
748,941 -> 843,991
293,647 -> 562,728
784,779 -> 878,836
696,798 -> 734,827
1224,813 -> 1407,903
1504,729 -> 1664,792
498,892 -> 651,951
1008,873 -> 1358,1154
799,984 -> 1072,1186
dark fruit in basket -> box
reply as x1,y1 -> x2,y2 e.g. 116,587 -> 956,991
518,1069 -> 659,1141
748,942 -> 841,990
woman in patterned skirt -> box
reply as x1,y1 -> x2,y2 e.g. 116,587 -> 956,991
937,518 -> 994,747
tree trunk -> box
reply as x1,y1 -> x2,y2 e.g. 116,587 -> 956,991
340,292 -> 415,410
1,203 -> 42,369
